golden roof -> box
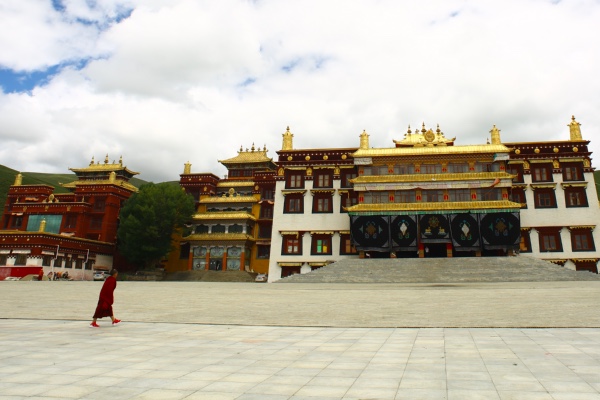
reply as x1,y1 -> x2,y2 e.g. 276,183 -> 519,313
192,211 -> 256,221
393,124 -> 456,147
61,179 -> 138,192
219,144 -> 273,164
183,233 -> 255,241
217,181 -> 255,187
69,155 -> 139,175
346,200 -> 522,213
199,195 -> 257,204
353,144 -> 510,158
352,171 -> 514,184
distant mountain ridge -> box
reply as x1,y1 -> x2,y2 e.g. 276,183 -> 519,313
0,164 -> 149,209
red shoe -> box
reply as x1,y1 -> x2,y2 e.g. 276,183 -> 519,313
90,322 -> 100,328
112,319 -> 121,325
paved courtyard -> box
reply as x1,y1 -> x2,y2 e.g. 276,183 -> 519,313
1,281 -> 600,399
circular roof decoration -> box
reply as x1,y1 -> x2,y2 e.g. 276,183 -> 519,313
305,155 -> 310,161
342,154 -> 347,160
534,148 -> 540,154
573,147 -> 578,152
323,155 -> 328,160
553,147 -> 559,153
515,149 -> 521,154
287,156 -> 292,161
424,129 -> 435,142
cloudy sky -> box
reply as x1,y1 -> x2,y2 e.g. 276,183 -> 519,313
1,0 -> 599,182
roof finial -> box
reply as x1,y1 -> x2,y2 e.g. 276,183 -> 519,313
251,143 -> 255,152
407,125 -> 411,134
359,129 -> 370,150
90,156 -> 95,166
282,126 -> 294,151
421,122 -> 426,133
104,154 -> 109,164
490,125 -> 501,145
568,115 -> 582,141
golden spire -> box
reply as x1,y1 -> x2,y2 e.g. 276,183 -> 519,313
421,122 -> 426,133
282,126 -> 294,151
90,156 -> 95,166
14,173 -> 22,186
568,115 -> 582,141
104,154 -> 109,164
489,125 -> 501,145
359,129 -> 370,150
183,161 -> 191,174
119,156 -> 123,166
39,218 -> 46,233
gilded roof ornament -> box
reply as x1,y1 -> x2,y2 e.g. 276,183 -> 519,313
489,125 -> 501,145
13,173 -> 22,186
394,123 -> 455,148
568,115 -> 582,141
281,126 -> 294,151
359,130 -> 370,150
183,161 -> 191,174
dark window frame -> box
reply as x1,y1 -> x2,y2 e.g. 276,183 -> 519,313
564,187 -> 588,208
284,194 -> 304,214
282,236 -> 302,255
311,234 -> 332,256
533,188 -> 557,208
571,229 -> 595,252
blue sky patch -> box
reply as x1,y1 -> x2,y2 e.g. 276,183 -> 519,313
0,66 -> 60,93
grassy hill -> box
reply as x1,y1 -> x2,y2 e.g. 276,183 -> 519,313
0,164 -> 149,208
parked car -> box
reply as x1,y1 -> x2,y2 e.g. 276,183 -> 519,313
93,271 -> 106,281
255,274 -> 267,282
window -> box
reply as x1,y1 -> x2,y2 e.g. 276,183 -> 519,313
508,164 -> 524,183
421,164 -> 441,174
538,228 -> 562,252
282,236 -> 302,255
340,234 -> 357,255
311,235 -> 332,255
257,245 -> 270,259
533,188 -> 557,208
286,173 -> 304,189
284,195 -> 304,213
340,192 -> 358,212
93,197 -> 106,211
11,216 -> 23,229
571,229 -> 595,251
564,187 -> 588,207
510,188 -> 526,205
261,188 -> 274,200
448,163 -> 468,173
14,254 -> 27,266
0,255 -> 7,265
89,216 -> 103,230
423,190 -> 443,202
532,165 -> 552,182
478,188 -> 501,201
64,257 -> 73,268
562,163 -> 583,181
364,192 -> 385,204
341,171 -> 357,188
449,189 -> 471,202
54,256 -> 63,268
313,195 -> 333,213
260,205 -> 273,219
64,215 -> 77,229
395,191 -> 416,203
314,172 -> 332,188
394,164 -> 415,175
75,259 -> 83,269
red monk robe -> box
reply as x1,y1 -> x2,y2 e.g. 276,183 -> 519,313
93,274 -> 117,319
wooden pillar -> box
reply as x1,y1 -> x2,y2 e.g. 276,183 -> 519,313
446,242 -> 453,258
418,243 -> 425,258
205,253 -> 210,270
222,250 -> 227,271
239,248 -> 246,272
187,248 -> 193,271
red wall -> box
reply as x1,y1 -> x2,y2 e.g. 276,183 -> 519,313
0,266 -> 44,280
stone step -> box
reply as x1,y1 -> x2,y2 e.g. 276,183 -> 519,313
277,256 -> 600,283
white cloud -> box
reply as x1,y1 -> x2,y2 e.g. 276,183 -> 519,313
1,0 -> 599,182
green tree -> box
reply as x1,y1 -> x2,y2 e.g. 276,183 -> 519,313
117,182 -> 195,270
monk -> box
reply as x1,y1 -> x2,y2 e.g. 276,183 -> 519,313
90,269 -> 121,327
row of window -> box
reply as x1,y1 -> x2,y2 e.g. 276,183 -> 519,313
508,163 -> 584,183
281,234 -> 357,256
286,171 -> 357,189
510,187 -> 588,208
520,228 -> 595,253
0,254 -> 94,268
283,193 -> 358,213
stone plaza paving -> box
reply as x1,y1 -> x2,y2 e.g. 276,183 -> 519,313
1,279 -> 600,399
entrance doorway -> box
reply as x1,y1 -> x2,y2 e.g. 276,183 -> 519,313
424,243 -> 447,258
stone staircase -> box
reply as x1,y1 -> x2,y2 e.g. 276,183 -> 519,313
277,256 -> 600,283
